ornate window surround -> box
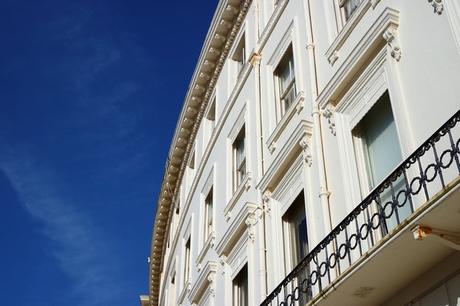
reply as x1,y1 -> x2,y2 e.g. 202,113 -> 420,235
265,19 -> 305,140
188,261 -> 218,305
229,20 -> 248,85
196,167 -> 216,272
225,105 -> 252,220
333,48 -> 410,214
325,0 -> 381,66
178,216 -> 194,305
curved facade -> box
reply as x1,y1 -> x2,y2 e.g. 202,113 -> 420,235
143,1 -> 460,306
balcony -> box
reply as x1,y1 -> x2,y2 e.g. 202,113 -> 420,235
261,110 -> 460,306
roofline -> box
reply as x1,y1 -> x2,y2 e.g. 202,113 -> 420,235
147,1 -> 253,305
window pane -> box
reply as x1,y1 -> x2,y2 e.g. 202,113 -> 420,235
276,46 -> 296,116
358,92 -> 401,187
233,126 -> 246,188
283,192 -> 310,304
233,265 -> 248,306
354,91 -> 411,231
284,192 -> 309,265
343,0 -> 363,20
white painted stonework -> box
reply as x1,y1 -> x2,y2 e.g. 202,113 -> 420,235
141,1 -> 460,306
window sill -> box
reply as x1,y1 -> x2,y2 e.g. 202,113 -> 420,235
196,231 -> 216,272
266,91 -> 305,154
224,173 -> 252,221
325,0 -> 378,66
178,280 -> 191,305
188,261 -> 217,304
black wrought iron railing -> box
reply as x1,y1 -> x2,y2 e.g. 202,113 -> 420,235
261,110 -> 460,306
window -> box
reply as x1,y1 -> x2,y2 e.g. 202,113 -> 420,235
283,191 -> 310,303
233,264 -> 248,306
203,187 -> 214,241
339,0 -> 363,21
187,149 -> 196,191
206,98 -> 216,130
183,238 -> 191,285
275,46 -> 296,116
233,125 -> 246,189
353,91 -> 410,230
169,273 -> 176,306
175,200 -> 180,216
283,192 -> 308,267
232,33 -> 246,76
204,97 -> 216,147
188,149 -> 195,170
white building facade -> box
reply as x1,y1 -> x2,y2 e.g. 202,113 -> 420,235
143,1 -> 460,306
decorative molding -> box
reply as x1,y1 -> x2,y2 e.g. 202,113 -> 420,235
258,120 -> 313,192
299,136 -> 313,167
224,173 -> 251,221
383,25 -> 402,61
245,206 -> 263,243
215,202 -> 257,256
196,231 -> 216,272
266,91 -> 305,154
370,0 -> 381,9
262,190 -> 272,205
244,172 -> 252,191
428,0 -> 444,15
325,0 -> 372,66
322,105 -> 337,136
219,255 -> 227,276
317,7 -> 400,110
257,0 -> 290,51
262,190 -> 272,215
178,281 -> 191,305
188,261 -> 218,304
329,50 -> 339,65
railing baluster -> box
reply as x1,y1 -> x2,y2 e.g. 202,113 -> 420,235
365,205 -> 375,247
334,235 -> 341,275
355,216 -> 363,257
343,227 -> 352,266
390,181 -> 400,226
403,168 -> 415,213
447,129 -> 460,173
417,155 -> 430,201
432,142 -> 446,188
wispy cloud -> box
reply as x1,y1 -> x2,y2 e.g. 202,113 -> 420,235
0,152 -> 124,306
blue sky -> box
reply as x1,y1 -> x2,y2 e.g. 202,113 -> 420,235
0,1 -> 216,305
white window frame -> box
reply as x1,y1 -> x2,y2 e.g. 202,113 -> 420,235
266,20 -> 304,128
233,125 -> 246,190
183,237 -> 191,286
274,45 -> 297,117
338,0 -> 365,22
201,169 -> 214,245
227,106 -> 248,195
232,264 -> 249,306
231,26 -> 247,79
281,191 -> 308,272
334,48 -> 409,213
267,153 -> 315,284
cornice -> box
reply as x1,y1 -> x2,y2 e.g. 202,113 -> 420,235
215,201 -> 257,256
317,7 -> 400,110
188,261 -> 218,304
257,119 -> 313,192
148,1 -> 253,305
